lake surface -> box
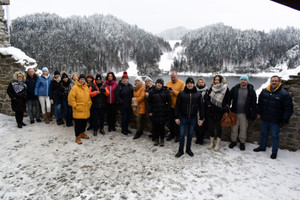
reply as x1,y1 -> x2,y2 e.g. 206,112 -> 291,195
124,75 -> 269,90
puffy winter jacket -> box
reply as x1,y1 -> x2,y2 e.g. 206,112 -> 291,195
105,80 -> 118,104
34,75 -> 51,96
25,73 -> 38,100
115,81 -> 133,111
59,79 -> 71,100
7,81 -> 27,112
230,84 -> 257,120
50,77 -> 62,104
89,80 -> 109,109
257,83 -> 293,124
147,86 -> 171,124
175,86 -> 204,120
133,83 -> 146,114
68,81 -> 92,119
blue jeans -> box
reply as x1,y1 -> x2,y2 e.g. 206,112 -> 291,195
54,104 -> 62,120
62,99 -> 72,122
121,110 -> 130,131
260,121 -> 280,154
27,99 -> 41,120
179,116 -> 197,149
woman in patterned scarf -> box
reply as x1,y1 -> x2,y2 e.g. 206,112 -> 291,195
7,71 -> 27,128
204,75 -> 231,151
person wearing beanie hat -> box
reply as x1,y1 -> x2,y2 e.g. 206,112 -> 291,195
174,76 -> 204,158
95,74 -> 102,81
68,72 -> 92,144
116,72 -> 133,135
145,76 -> 152,82
206,75 -> 231,152
60,72 -> 73,127
61,73 -> 69,79
135,76 -> 143,82
122,72 -> 129,80
54,70 -> 60,76
35,66 -> 52,124
50,69 -> 63,125
147,78 -> 171,146
229,75 -> 257,151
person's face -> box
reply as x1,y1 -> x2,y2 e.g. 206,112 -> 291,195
63,77 -> 68,82
87,77 -> 93,83
197,80 -> 205,87
96,79 -> 101,84
187,82 -> 194,89
27,69 -> 34,76
54,74 -> 60,79
42,71 -> 48,76
108,74 -> 113,81
156,82 -> 162,89
79,78 -> 86,85
271,77 -> 280,89
72,74 -> 78,81
122,78 -> 128,84
240,79 -> 248,87
145,80 -> 152,86
214,77 -> 220,84
171,73 -> 177,82
17,75 -> 23,81
135,80 -> 140,85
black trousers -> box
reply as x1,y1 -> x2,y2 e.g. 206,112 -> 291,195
208,114 -> 222,138
15,111 -> 24,124
74,119 -> 87,137
168,108 -> 179,137
106,103 -> 117,129
153,123 -> 165,140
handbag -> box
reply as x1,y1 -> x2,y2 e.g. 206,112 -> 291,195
220,105 -> 237,127
131,97 -> 139,116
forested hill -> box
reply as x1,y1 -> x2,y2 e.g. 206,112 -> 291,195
175,23 -> 300,73
10,13 -> 171,75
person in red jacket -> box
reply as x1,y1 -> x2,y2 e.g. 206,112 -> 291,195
105,72 -> 118,132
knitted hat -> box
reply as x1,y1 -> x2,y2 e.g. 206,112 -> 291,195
95,74 -> 102,80
186,77 -> 195,84
122,71 -> 129,79
61,73 -> 68,79
155,78 -> 164,85
42,67 -> 49,72
54,70 -> 60,75
145,76 -> 152,82
135,76 -> 143,82
240,75 -> 249,82
79,74 -> 86,80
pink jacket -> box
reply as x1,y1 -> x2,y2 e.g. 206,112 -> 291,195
105,80 -> 118,104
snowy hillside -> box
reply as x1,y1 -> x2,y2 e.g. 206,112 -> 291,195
157,27 -> 191,40
1,113 -> 300,199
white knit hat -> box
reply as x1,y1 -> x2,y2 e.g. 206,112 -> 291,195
135,76 -> 143,82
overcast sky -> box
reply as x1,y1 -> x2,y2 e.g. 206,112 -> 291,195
6,0 -> 300,34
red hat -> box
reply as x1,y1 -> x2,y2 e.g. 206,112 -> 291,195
122,71 -> 129,79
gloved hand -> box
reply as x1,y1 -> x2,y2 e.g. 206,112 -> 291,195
100,88 -> 106,93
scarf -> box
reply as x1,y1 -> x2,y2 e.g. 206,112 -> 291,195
133,82 -> 143,91
53,76 -> 61,83
196,84 -> 208,97
210,83 -> 227,108
12,81 -> 27,94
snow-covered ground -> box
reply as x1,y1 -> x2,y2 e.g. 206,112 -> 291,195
1,113 -> 300,200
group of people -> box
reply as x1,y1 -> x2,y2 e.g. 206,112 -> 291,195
7,68 -> 293,159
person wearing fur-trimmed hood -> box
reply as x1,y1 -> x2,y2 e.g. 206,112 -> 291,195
50,70 -> 64,125
7,71 -> 27,128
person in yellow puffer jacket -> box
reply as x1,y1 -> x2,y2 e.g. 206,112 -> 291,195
166,71 -> 185,142
68,74 -> 92,144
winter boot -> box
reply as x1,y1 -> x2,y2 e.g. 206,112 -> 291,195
253,147 -> 266,152
57,119 -> 62,125
80,132 -> 89,139
154,139 -> 159,146
208,137 -> 215,150
75,136 -> 82,144
186,147 -> 194,157
100,129 -> 105,135
160,139 -> 165,147
270,153 -> 277,159
229,142 -> 237,149
93,131 -> 97,136
175,147 -> 184,158
133,131 -> 142,139
214,137 -> 221,151
47,112 -> 53,122
240,143 -> 245,151
60,119 -> 65,125
43,114 -> 50,124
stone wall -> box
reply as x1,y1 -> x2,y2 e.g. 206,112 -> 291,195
0,5 -> 10,47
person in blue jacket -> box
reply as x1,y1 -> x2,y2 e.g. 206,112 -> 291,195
35,67 -> 52,124
254,75 -> 293,159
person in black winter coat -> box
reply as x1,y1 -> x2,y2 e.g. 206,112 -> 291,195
25,68 -> 41,124
174,77 -> 204,158
254,75 -> 293,159
60,72 -> 73,127
7,71 -> 27,128
50,70 -> 64,125
89,74 -> 110,136
115,72 -> 133,135
204,75 -> 231,152
229,75 -> 257,151
147,78 -> 171,146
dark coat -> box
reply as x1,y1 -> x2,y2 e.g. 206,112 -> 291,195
115,81 -> 133,111
59,79 -> 71,100
50,78 -> 62,104
230,84 -> 257,120
204,87 -> 231,119
7,81 -> 27,112
147,86 -> 171,124
175,86 -> 204,120
25,73 -> 38,100
89,81 -> 109,109
257,84 -> 293,124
